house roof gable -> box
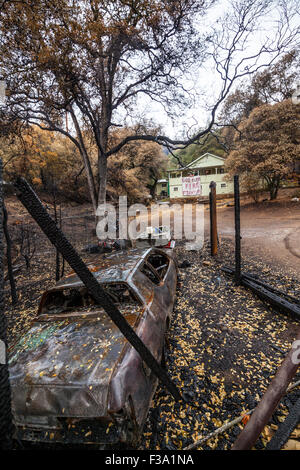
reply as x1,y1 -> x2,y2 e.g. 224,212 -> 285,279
185,153 -> 225,169
167,153 -> 225,173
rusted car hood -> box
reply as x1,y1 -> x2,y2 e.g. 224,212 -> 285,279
9,311 -> 139,420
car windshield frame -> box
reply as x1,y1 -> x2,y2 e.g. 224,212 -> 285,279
146,251 -> 170,280
139,261 -> 162,286
38,281 -> 143,317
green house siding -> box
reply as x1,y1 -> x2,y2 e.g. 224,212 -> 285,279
168,153 -> 234,198
155,180 -> 168,198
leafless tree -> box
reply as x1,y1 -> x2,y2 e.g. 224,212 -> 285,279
15,224 -> 36,270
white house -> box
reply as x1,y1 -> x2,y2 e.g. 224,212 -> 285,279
167,153 -> 234,198
155,179 -> 168,198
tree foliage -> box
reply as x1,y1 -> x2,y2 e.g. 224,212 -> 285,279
0,0 -> 210,208
220,50 -> 300,149
107,128 -> 168,203
1,126 -> 91,201
0,124 -> 166,203
171,130 -> 226,168
225,99 -> 300,200
0,0 -> 298,209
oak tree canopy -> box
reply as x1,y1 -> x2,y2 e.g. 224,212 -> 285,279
0,0 -> 298,207
225,99 -> 300,200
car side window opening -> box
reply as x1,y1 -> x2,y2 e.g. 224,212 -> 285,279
41,283 -> 141,315
140,262 -> 161,286
147,253 -> 170,279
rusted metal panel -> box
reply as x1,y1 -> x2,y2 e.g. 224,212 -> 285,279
9,247 -> 177,446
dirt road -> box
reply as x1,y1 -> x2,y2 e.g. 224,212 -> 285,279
150,193 -> 300,279
213,199 -> 300,280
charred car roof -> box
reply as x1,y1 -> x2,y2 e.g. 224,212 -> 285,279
53,247 -> 153,289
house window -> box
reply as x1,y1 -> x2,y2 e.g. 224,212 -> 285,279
162,183 -> 167,188
205,169 -> 212,175
221,183 -> 226,188
173,187 -> 178,191
170,173 -> 176,178
217,168 -> 225,174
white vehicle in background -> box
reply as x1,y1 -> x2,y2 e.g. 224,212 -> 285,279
133,226 -> 175,249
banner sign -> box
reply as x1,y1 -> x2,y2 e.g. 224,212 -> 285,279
182,175 -> 202,196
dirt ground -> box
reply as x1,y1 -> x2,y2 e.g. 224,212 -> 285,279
212,188 -> 300,281
3,191 -> 300,450
150,187 -> 300,280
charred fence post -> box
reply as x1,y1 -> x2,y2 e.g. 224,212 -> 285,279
221,266 -> 300,320
209,181 -> 217,256
14,177 -> 182,402
266,397 -> 300,450
234,175 -> 241,285
59,204 -> 65,278
232,329 -> 300,450
0,159 -> 14,449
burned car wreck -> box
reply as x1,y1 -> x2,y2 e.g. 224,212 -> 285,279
9,247 -> 178,447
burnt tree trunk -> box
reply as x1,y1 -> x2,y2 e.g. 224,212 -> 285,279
268,175 -> 281,200
3,202 -> 17,305
59,205 -> 65,278
98,150 -> 107,207
0,159 -> 14,449
52,181 -> 60,282
69,108 -> 98,211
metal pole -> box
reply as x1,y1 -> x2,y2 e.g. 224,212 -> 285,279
234,175 -> 241,285
0,159 -> 14,449
232,329 -> 300,450
209,181 -> 217,256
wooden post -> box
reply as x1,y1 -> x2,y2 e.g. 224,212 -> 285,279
209,181 -> 217,256
234,175 -> 241,285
